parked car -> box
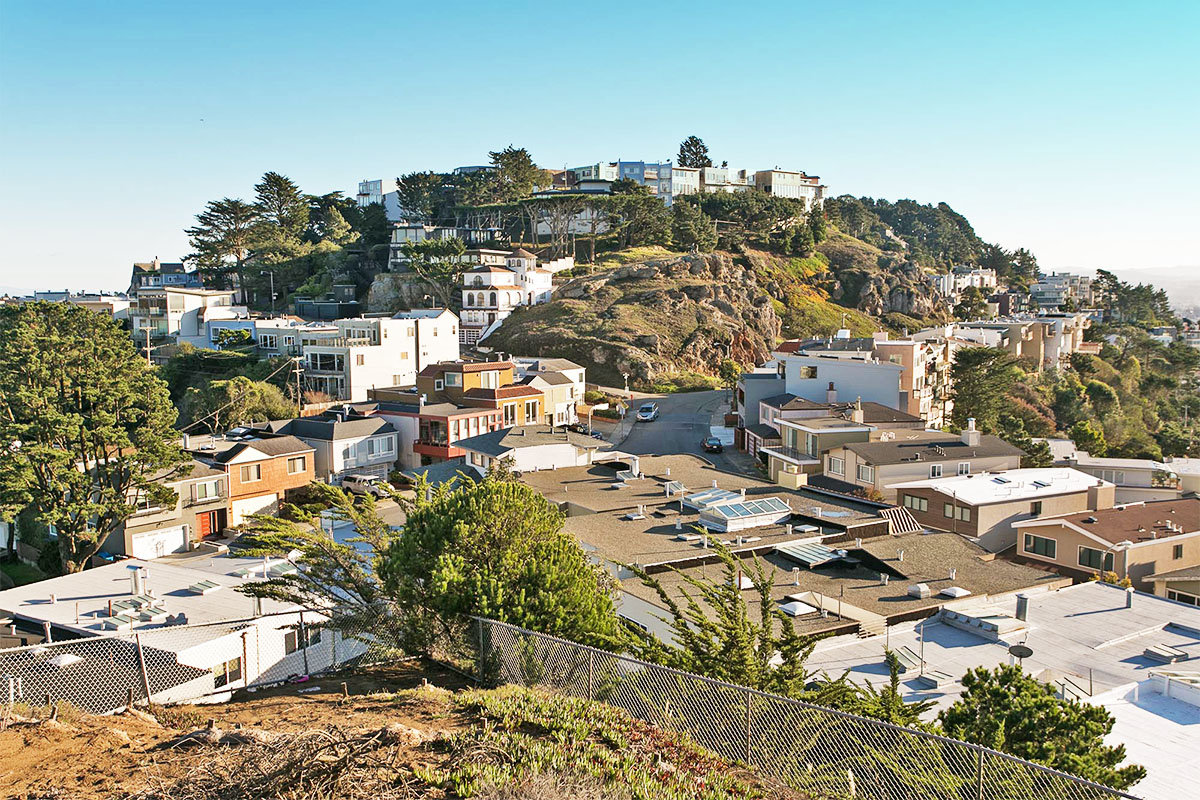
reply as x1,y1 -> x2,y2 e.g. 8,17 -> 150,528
701,436 -> 724,453
341,474 -> 390,497
636,402 -> 660,422
589,430 -> 605,440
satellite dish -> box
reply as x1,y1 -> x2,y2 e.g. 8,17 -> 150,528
1009,644 -> 1033,660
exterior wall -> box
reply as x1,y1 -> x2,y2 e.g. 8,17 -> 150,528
464,442 -> 591,473
1152,577 -> 1200,604
826,450 -> 1022,502
783,356 -> 903,410
891,488 -> 1092,552
1017,525 -> 1200,591
225,452 -> 314,524
736,374 -> 785,428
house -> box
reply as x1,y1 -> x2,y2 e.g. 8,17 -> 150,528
462,384 -> 545,427
1012,498 -> 1200,591
458,249 -> 555,345
822,421 -> 1025,503
260,412 -> 398,484
1062,453 -> 1183,503
930,267 -> 998,300
514,357 -> 587,426
800,582 -> 1198,799
127,258 -> 202,295
889,467 -> 1113,552
416,359 -> 517,404
735,370 -> 786,432
128,286 -> 239,346
784,350 -> 904,412
1030,272 -> 1094,309
456,425 -> 608,473
0,554 -> 358,713
752,169 -> 826,205
300,312 -> 459,402
366,384 -> 512,468
763,415 -> 873,485
102,460 -> 230,559
197,435 -> 315,525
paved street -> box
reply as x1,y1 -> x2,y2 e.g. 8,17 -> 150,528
614,389 -> 755,474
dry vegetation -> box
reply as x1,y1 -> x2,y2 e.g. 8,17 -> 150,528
0,663 -> 804,800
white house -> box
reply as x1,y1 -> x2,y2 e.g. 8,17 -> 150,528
456,425 -> 607,473
784,354 -> 903,410
301,311 -> 459,402
459,249 -> 557,345
129,287 -> 239,345
261,412 -> 399,483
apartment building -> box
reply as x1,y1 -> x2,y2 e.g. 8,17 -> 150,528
1031,272 -> 1094,309
1012,499 -> 1200,591
753,169 -> 826,205
891,467 -> 1113,552
301,311 -> 459,402
931,267 -> 998,299
129,286 -> 239,346
699,166 -> 754,193
459,249 -> 554,344
916,312 -> 1092,372
823,422 -> 1025,504
416,359 -> 516,404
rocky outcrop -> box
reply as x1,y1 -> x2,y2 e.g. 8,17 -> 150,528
366,272 -> 440,313
832,263 -> 950,319
484,253 -> 781,387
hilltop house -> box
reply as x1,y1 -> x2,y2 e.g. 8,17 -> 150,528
459,249 -> 556,345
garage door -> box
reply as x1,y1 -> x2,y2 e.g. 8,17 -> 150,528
130,525 -> 188,560
231,494 -> 279,526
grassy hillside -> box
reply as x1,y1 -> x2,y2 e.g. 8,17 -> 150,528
740,248 -> 879,339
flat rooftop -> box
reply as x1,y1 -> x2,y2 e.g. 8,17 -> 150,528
890,468 -> 1106,505
0,556 -> 299,637
618,530 -> 1066,635
803,582 -> 1200,798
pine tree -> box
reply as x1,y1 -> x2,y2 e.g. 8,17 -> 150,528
677,135 -> 713,168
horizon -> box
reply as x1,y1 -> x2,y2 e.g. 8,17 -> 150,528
1,1 -> 1197,293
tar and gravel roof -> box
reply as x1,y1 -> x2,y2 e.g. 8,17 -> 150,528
455,424 -> 605,456
838,434 -> 1023,465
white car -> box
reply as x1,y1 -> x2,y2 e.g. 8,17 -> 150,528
341,474 -> 390,497
636,402 -> 660,422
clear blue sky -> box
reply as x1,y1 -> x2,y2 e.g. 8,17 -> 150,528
1,0 -> 1197,293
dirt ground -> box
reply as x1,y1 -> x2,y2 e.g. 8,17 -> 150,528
0,661 -> 473,800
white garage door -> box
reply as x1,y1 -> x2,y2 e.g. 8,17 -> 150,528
130,525 -> 188,560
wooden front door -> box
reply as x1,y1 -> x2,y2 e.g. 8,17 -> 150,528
197,511 -> 213,538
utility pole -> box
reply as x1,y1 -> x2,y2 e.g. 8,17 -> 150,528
139,327 -> 155,367
292,357 -> 304,415
263,270 -> 276,315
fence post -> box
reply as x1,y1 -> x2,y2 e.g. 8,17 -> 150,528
976,748 -> 985,800
134,633 -> 152,705
476,618 -> 485,684
587,650 -> 594,699
331,628 -> 339,669
298,611 -> 310,675
241,631 -> 250,688
745,686 -> 753,765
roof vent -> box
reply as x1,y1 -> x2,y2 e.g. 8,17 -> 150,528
1083,516 -> 1097,524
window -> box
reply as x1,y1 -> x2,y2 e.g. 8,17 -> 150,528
798,365 -> 819,379
284,627 -> 322,654
355,354 -> 365,366
1078,546 -> 1114,571
1174,544 -> 1185,560
434,379 -> 444,391
930,464 -> 943,478
1030,501 -> 1043,517
213,657 -> 242,688
392,374 -> 405,385
503,403 -> 517,425
283,335 -> 294,347
367,436 -> 394,456
258,333 -> 278,349
445,372 -> 461,387
828,456 -> 845,476
903,494 -> 928,512
481,370 -> 499,389
958,462 -> 970,475
240,464 -> 262,483
943,503 -> 970,521
1168,589 -> 1200,606
287,456 -> 306,474
856,464 -> 874,483
524,399 -> 539,423
1024,533 -> 1057,559
195,480 -> 220,500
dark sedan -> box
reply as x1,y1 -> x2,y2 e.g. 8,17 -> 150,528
701,436 -> 725,453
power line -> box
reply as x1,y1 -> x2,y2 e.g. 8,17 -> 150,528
179,356 -> 303,434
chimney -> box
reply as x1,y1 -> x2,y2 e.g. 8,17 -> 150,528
739,488 -> 746,499
786,524 -> 793,536
253,596 -> 263,617
826,381 -> 838,404
1015,593 -> 1030,622
854,538 -> 862,548
881,574 -> 889,586
675,518 -> 682,530
419,393 -> 426,409
850,398 -> 864,424
49,594 -> 56,605
962,417 -> 981,447
181,433 -> 190,450
711,479 -> 718,488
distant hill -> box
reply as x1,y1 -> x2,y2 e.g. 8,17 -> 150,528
1105,267 -> 1200,317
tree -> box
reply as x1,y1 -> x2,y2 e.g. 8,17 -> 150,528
489,145 -> 551,204
999,414 -> 1054,467
395,172 -> 447,222
671,200 -> 717,252
253,172 -> 309,238
629,542 -> 817,697
949,347 -> 1019,432
955,286 -> 989,321
183,376 -> 294,434
212,327 -> 253,349
380,477 -> 623,650
1069,419 -> 1109,457
677,135 -> 712,168
940,665 -> 1144,790
400,237 -> 468,309
807,202 -> 828,244
717,358 -> 742,393
0,303 -> 186,573
606,181 -> 671,249
185,198 -> 259,296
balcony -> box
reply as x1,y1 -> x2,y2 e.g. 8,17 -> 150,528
760,445 -> 820,468
413,439 -> 465,460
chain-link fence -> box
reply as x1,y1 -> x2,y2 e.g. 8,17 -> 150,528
0,607 -> 408,714
477,617 -> 1143,800
1,608 -> 1142,799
